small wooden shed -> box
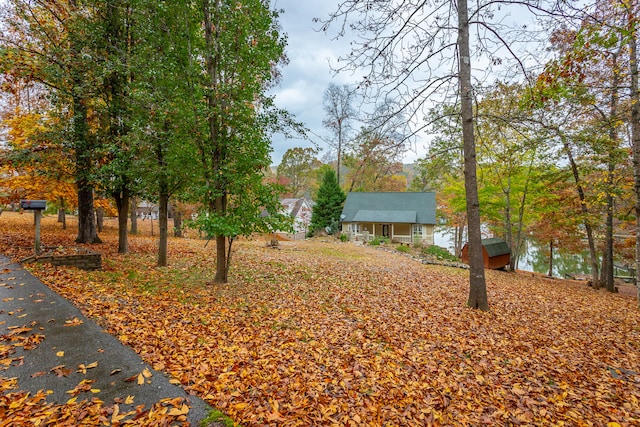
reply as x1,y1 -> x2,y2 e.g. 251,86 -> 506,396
461,237 -> 511,270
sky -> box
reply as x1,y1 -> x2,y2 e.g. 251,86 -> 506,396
269,0 -> 356,167
269,0 -> 430,166
268,1 -> 547,168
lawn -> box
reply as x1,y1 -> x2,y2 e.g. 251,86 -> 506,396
1,211 -> 639,426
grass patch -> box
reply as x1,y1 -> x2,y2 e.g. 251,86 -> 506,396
201,409 -> 241,427
369,236 -> 390,246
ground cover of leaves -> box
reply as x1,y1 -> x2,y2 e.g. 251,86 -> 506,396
1,212 -> 640,426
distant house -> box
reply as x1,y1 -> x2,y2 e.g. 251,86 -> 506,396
274,197 -> 315,240
461,237 -> 511,270
340,192 -> 436,244
136,201 -> 159,220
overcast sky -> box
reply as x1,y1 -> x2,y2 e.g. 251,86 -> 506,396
269,0 -> 355,167
270,0 -> 429,166
269,0 -> 546,167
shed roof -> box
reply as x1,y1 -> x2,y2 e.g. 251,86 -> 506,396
341,192 -> 436,224
482,237 -> 511,257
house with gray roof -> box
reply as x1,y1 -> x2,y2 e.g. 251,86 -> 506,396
340,192 -> 436,244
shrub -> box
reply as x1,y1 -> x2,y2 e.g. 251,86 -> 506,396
422,245 -> 458,261
396,244 -> 411,253
339,233 -> 348,242
369,236 -> 389,246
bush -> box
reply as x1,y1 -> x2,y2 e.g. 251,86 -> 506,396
339,233 -> 348,242
422,245 -> 458,261
369,236 -> 389,246
396,244 -> 411,253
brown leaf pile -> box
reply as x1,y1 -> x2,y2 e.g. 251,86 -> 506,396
2,213 -> 640,426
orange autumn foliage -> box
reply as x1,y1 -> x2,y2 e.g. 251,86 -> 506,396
1,212 -> 639,426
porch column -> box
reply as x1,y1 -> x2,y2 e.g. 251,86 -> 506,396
372,223 -> 376,237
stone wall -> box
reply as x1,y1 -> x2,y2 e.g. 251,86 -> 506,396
22,251 -> 102,271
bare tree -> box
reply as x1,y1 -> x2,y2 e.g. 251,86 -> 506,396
318,0 -> 562,309
322,83 -> 357,186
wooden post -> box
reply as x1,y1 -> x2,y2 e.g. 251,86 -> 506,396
34,210 -> 42,255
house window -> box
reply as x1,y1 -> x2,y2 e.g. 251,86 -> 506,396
350,223 -> 361,233
412,224 -> 423,239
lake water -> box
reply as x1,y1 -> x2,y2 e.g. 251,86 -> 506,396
433,227 -> 592,278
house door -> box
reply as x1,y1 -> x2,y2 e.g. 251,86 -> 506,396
382,224 -> 390,238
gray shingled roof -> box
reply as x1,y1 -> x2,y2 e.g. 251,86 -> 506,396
341,192 -> 436,224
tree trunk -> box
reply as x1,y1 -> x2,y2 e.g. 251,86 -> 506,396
561,135 -> 599,289
214,234 -> 228,283
203,0 -> 229,283
548,240 -> 553,277
158,192 -> 168,267
458,0 -> 488,310
628,6 -> 640,306
58,197 -> 66,230
174,210 -> 183,237
504,177 -> 513,271
73,95 -> 100,244
96,207 -> 104,232
114,188 -> 129,254
130,196 -> 138,234
603,51 -> 621,293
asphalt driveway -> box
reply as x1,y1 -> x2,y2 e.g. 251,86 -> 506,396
0,254 -> 211,425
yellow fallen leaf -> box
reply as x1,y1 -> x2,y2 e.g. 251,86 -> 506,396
142,367 -> 152,378
167,404 -> 189,416
90,388 -> 101,393
233,402 -> 249,410
125,395 -> 135,404
137,373 -> 144,385
56,351 -> 64,357
607,423 -> 622,427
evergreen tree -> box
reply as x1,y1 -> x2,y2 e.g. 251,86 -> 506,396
310,169 -> 346,234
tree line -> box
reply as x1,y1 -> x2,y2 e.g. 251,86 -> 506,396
0,0 -> 299,282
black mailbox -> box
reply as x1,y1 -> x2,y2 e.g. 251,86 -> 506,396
20,200 -> 47,210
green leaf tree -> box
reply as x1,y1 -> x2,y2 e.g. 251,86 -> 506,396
277,147 -> 320,197
310,168 -> 346,235
1,0 -> 103,243
190,0 -> 293,283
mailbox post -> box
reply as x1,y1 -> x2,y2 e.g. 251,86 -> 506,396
20,200 -> 46,255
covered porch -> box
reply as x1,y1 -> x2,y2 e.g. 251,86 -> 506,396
343,222 -> 433,245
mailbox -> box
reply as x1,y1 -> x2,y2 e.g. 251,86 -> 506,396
20,200 -> 47,210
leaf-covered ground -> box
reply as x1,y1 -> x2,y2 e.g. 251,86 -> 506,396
1,212 -> 640,426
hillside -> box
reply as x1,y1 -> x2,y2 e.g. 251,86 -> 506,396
1,212 -> 639,426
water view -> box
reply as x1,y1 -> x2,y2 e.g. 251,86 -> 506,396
433,227 -> 593,278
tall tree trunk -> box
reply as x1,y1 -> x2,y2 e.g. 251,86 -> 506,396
96,207 -> 104,232
548,240 -> 554,277
458,0 -> 488,310
203,0 -> 229,283
73,95 -> 100,244
503,177 -> 513,270
114,187 -> 129,254
215,235 -> 228,283
628,6 -> 640,306
561,135 -> 599,288
58,196 -> 66,230
604,51 -> 621,293
174,209 -> 183,237
158,191 -> 168,267
130,196 -> 138,234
